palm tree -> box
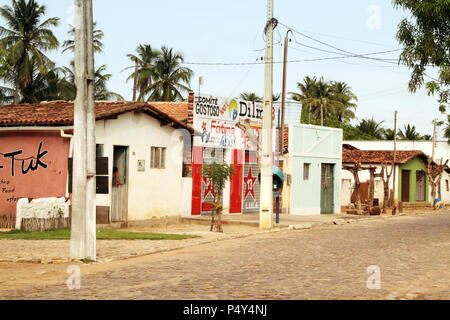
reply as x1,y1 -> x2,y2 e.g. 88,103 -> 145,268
0,0 -> 59,104
123,44 -> 160,101
444,115 -> 450,145
240,92 -> 263,102
384,128 -> 396,140
290,76 -> 318,123
139,46 -> 193,102
398,124 -> 421,140
300,77 -> 345,126
62,63 -> 123,101
62,22 -> 104,54
358,117 -> 385,140
19,63 -> 73,103
330,81 -> 358,122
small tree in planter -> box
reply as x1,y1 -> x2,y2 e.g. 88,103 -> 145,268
202,162 -> 235,233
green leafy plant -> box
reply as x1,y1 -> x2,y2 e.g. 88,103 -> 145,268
202,162 -> 235,233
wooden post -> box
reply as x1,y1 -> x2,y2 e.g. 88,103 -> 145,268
368,168 -> 375,209
392,111 -> 398,215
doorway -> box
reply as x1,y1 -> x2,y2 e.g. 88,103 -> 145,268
111,146 -> 129,222
401,170 -> 411,202
320,164 -> 334,214
415,170 -> 426,202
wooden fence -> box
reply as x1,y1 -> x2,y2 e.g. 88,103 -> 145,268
20,218 -> 71,232
0,214 -> 16,229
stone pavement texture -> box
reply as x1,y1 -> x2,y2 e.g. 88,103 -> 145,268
0,224 -> 261,263
0,211 -> 448,300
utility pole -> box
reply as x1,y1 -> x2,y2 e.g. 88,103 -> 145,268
320,103 -> 324,126
280,29 -> 292,155
132,60 -> 138,101
432,118 -> 437,161
260,0 -> 274,230
70,0 -> 96,261
199,76 -> 203,95
392,110 -> 398,214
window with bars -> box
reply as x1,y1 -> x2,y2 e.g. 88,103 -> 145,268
151,147 -> 166,169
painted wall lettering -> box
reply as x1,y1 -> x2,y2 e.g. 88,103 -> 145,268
0,141 -> 48,177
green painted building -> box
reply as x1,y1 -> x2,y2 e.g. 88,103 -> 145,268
398,157 -> 429,203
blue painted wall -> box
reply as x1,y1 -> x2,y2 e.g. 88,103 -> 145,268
289,124 -> 343,215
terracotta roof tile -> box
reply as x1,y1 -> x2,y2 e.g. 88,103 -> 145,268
148,102 -> 190,123
342,149 -> 428,164
0,101 -> 193,132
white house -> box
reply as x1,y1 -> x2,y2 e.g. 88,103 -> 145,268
0,101 -> 193,226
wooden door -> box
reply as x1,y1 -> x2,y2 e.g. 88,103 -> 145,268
415,170 -> 426,202
401,170 -> 410,203
111,146 -> 129,222
321,164 -> 334,214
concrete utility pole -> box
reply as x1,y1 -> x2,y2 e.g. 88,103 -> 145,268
132,60 -> 138,101
432,118 -> 437,161
70,0 -> 96,261
392,110 -> 398,213
260,0 -> 274,230
280,29 -> 292,155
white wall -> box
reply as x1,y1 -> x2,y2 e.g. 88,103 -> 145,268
341,164 -> 399,207
16,197 -> 70,229
180,178 -> 192,217
95,112 -> 185,221
344,140 -> 449,162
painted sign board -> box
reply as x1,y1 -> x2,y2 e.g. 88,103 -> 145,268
193,94 -> 266,151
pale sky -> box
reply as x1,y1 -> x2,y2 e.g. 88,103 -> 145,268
1,0 -> 446,139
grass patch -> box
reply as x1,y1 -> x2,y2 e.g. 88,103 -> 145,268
0,228 -> 199,240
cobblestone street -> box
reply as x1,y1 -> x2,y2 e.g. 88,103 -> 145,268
0,212 -> 449,300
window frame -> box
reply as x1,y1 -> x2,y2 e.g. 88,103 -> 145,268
150,146 -> 167,169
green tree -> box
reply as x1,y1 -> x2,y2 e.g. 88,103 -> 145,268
290,77 -> 346,125
0,46 -> 13,103
62,22 -> 104,54
0,0 -> 59,104
123,44 -> 160,100
394,0 -> 449,105
444,114 -> 450,144
19,64 -> 73,103
394,0 -> 450,144
0,46 -> 11,76
139,46 -> 193,102
239,92 -> 263,103
62,63 -> 123,101
202,162 -> 235,233
398,124 -> 422,141
358,117 -> 385,140
290,76 -> 318,123
384,128 -> 396,140
330,81 -> 358,122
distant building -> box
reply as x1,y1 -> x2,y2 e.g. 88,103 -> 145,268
341,141 -> 450,207
282,124 -> 343,215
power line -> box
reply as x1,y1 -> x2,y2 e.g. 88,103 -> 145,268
182,49 -> 407,66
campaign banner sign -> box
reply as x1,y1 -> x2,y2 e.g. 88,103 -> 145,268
193,94 -> 265,150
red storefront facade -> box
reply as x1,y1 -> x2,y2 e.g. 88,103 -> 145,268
190,94 -> 265,216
